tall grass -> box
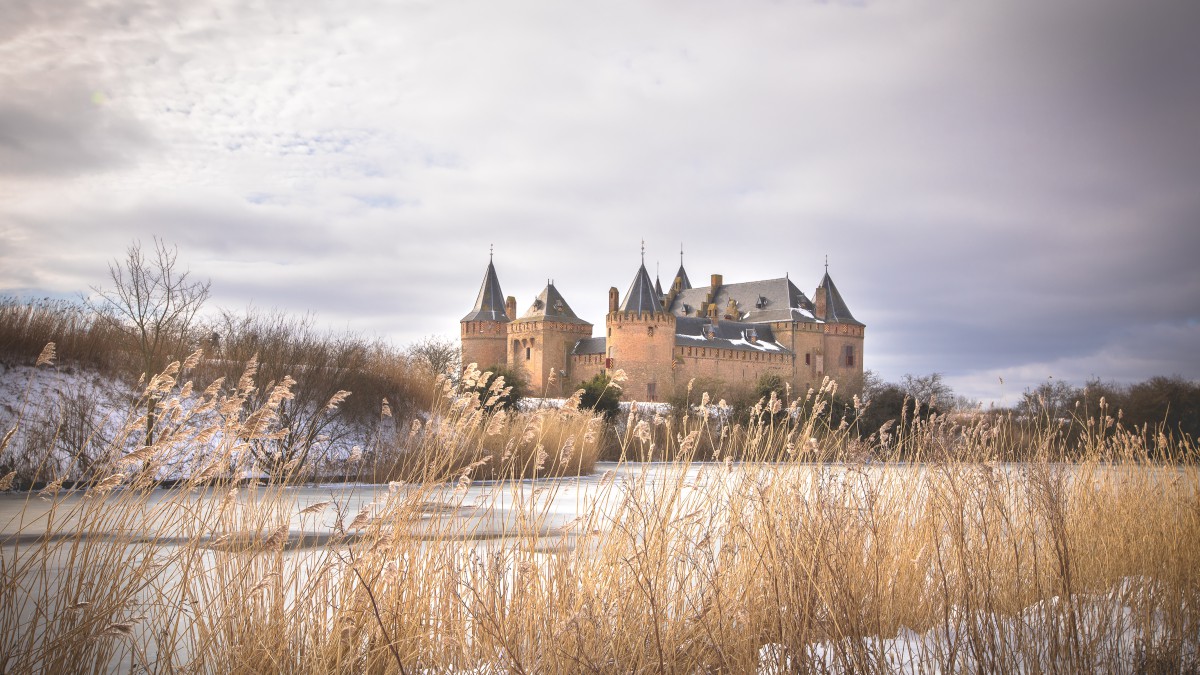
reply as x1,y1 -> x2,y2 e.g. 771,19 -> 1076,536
1,353 -> 1197,672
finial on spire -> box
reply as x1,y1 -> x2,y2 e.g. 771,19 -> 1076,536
680,243 -> 684,265
641,239 -> 645,264
489,243 -> 494,262
824,254 -> 829,273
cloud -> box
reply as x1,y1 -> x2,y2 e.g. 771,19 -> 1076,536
1,0 -> 1198,393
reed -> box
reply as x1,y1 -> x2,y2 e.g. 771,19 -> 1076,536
0,350 -> 1196,673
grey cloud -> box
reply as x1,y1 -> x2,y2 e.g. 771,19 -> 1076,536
0,82 -> 153,177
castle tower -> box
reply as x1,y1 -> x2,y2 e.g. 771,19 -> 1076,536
662,248 -> 693,312
460,254 -> 511,372
813,266 -> 866,394
508,282 -> 593,395
606,252 -> 677,401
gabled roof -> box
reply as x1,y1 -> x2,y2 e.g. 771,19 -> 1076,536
461,259 -> 509,322
674,317 -> 792,354
673,264 -> 692,291
667,277 -> 818,324
514,283 -> 592,326
619,263 -> 665,314
816,271 -> 863,326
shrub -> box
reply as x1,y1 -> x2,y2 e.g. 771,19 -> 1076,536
577,373 -> 621,420
464,363 -> 528,412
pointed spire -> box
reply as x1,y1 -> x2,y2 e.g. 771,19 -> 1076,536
619,256 -> 664,314
815,267 -> 862,326
673,243 -> 692,291
461,255 -> 509,322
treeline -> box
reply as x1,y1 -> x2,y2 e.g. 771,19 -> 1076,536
856,371 -> 1200,445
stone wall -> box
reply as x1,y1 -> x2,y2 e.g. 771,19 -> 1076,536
460,320 -> 508,371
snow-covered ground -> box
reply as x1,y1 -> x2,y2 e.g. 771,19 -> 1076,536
0,362 -> 370,482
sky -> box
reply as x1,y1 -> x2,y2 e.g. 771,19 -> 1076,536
2,0 -> 1198,405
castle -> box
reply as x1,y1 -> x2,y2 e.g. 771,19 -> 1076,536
460,249 -> 865,402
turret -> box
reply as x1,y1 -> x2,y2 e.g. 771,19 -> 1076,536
813,264 -> 866,395
606,252 -> 676,402
509,282 -> 593,395
460,254 -> 510,372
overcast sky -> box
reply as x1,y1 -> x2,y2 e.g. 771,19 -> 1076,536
2,0 -> 1198,405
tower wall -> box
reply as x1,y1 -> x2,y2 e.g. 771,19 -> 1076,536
605,311 -> 676,402
509,320 -> 592,396
820,323 -> 866,396
460,320 -> 509,372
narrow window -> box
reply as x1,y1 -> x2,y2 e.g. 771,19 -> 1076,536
526,346 -> 531,360
805,353 -> 811,366
647,382 -> 657,402
845,345 -> 855,367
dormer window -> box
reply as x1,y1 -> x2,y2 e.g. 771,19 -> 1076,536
682,304 -> 692,315
533,298 -> 544,310
701,324 -> 714,339
746,328 -> 758,344
553,300 -> 564,312
755,296 -> 768,309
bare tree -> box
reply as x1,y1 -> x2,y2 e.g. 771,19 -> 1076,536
89,238 -> 210,444
407,334 -> 461,378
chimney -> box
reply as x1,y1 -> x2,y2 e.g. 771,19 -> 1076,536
608,287 -> 619,313
813,285 -> 827,321
710,274 -> 723,291
505,296 -> 517,321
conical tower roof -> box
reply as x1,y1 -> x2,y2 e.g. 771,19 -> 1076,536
816,270 -> 863,326
654,275 -> 664,296
619,262 -> 665,314
673,263 -> 692,291
515,282 -> 592,325
461,258 -> 509,322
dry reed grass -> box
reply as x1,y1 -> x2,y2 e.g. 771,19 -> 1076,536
0,351 -> 1197,673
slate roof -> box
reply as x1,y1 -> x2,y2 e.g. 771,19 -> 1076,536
673,264 -> 692,291
513,283 -> 592,326
572,336 -> 607,355
619,263 -> 665,314
667,277 -> 818,324
674,317 -> 792,354
461,259 -> 509,322
816,271 -> 863,326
